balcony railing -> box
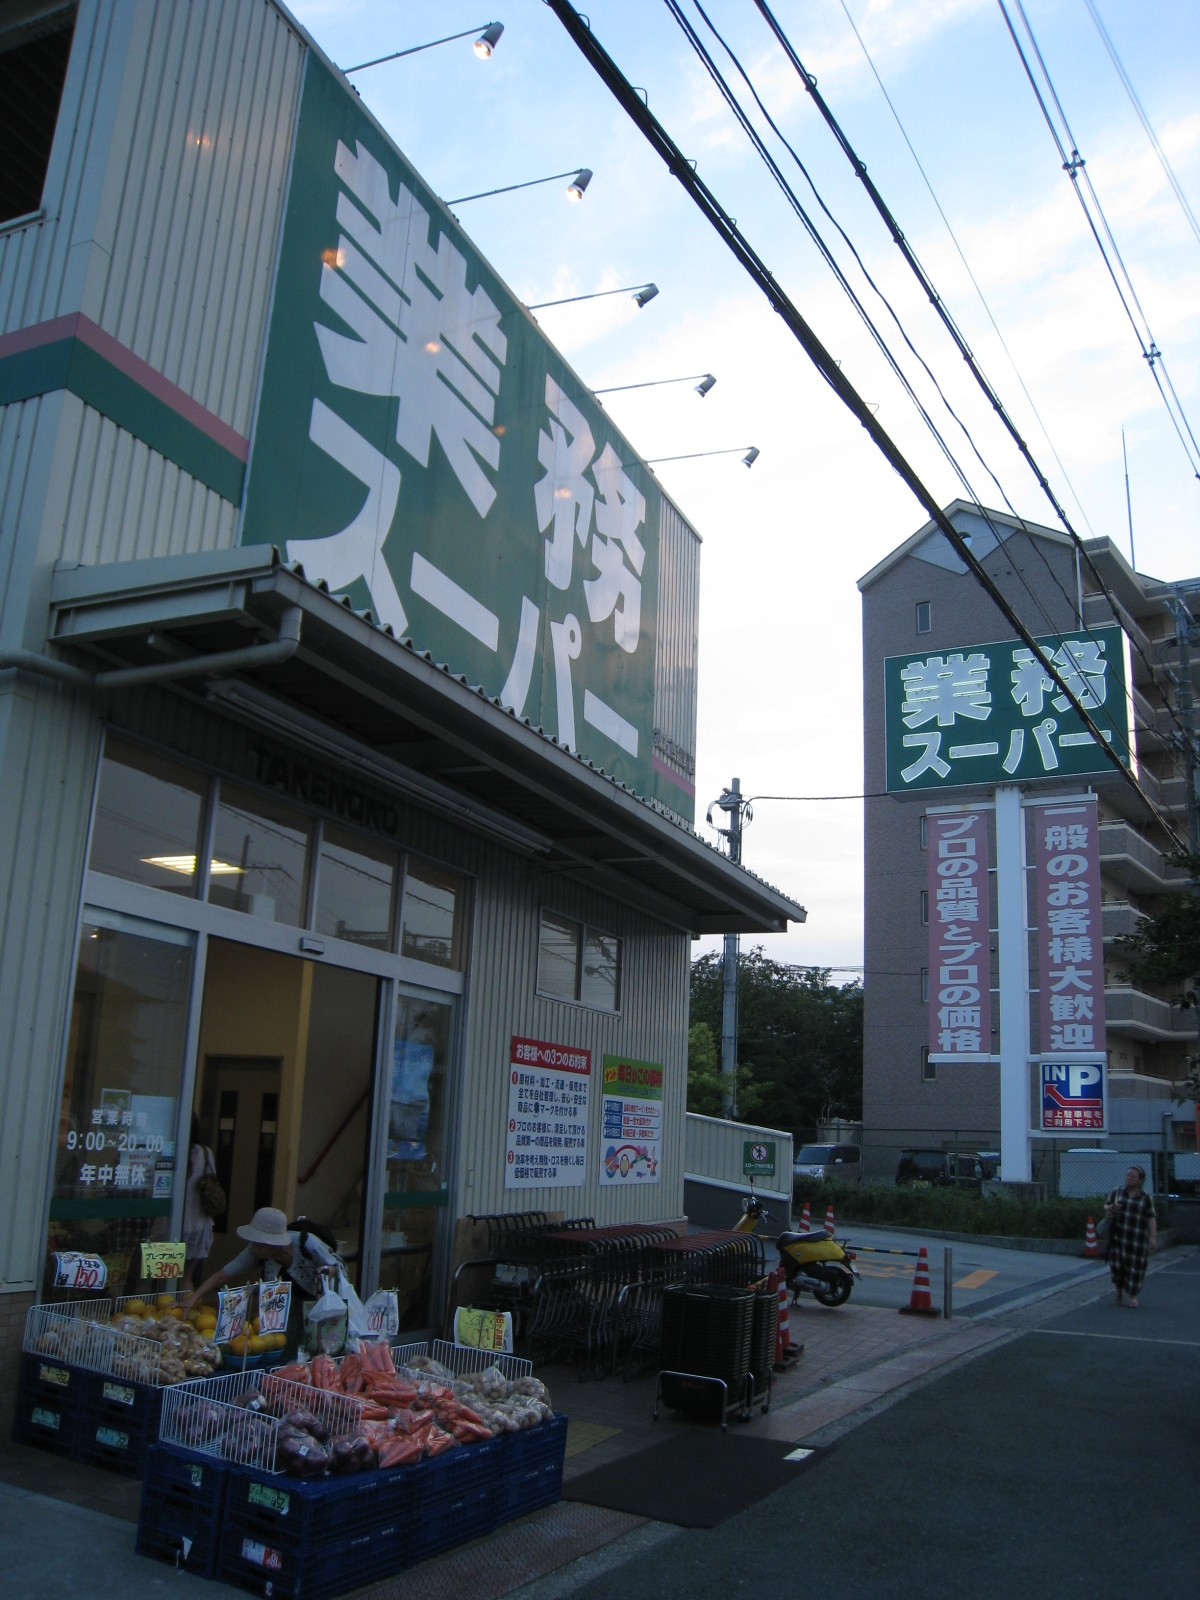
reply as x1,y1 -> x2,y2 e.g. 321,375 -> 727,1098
1104,987 -> 1199,1040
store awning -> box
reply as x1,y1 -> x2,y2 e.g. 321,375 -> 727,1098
46,548 -> 805,935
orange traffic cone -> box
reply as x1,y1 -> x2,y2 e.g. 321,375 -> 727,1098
1082,1216 -> 1101,1259
775,1267 -> 800,1365
823,1204 -> 836,1238
798,1201 -> 811,1233
899,1245 -> 940,1317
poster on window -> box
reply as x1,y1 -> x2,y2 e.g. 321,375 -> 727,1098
1030,799 -> 1106,1058
599,1057 -> 663,1186
927,810 -> 993,1062
504,1036 -> 591,1189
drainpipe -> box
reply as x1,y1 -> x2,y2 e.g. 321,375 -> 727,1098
0,605 -> 303,691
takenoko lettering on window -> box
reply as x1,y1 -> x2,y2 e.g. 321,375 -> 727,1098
241,57 -> 665,804
927,810 -> 993,1061
884,626 -> 1133,793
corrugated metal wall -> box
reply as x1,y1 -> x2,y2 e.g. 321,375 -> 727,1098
0,0 -> 307,1288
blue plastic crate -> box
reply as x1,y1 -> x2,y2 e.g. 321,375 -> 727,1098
493,1456 -> 565,1526
144,1441 -> 228,1515
11,1387 -> 81,1457
225,1460 -> 409,1544
218,1518 -> 409,1599
406,1483 -> 495,1565
137,1488 -> 223,1579
407,1435 -> 504,1509
83,1369 -> 165,1433
499,1412 -> 568,1471
17,1351 -> 88,1409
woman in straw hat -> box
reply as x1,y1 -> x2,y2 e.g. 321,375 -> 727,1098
182,1206 -> 340,1342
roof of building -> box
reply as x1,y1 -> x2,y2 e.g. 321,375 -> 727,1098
46,546 -> 805,935
856,499 -> 1070,592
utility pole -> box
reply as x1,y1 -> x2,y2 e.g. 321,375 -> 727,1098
708,778 -> 752,1118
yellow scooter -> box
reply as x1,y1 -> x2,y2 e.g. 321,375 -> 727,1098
734,1191 -> 860,1307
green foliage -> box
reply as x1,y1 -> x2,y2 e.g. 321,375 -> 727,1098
1113,853 -> 1200,1005
689,947 -> 862,1131
791,1180 -> 1097,1239
687,1021 -> 765,1118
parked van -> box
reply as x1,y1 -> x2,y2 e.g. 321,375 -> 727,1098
792,1142 -> 862,1187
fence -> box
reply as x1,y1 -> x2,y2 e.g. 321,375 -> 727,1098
854,1130 -> 1184,1197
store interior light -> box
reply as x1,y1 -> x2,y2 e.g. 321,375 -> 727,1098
142,855 -> 245,877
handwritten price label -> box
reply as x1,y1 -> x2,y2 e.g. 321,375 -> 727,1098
453,1306 -> 513,1353
140,1241 -> 186,1281
215,1283 -> 254,1345
258,1279 -> 292,1336
52,1252 -> 108,1291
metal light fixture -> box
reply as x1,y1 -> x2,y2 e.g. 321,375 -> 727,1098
344,22 -> 504,74
645,446 -> 760,467
594,373 -> 716,398
528,282 -> 658,311
447,168 -> 592,206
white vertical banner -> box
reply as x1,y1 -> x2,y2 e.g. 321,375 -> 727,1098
1030,798 -> 1107,1057
928,810 -> 993,1062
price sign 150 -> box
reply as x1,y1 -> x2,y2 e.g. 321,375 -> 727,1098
52,1252 -> 108,1291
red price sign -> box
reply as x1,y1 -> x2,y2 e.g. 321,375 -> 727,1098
52,1252 -> 108,1291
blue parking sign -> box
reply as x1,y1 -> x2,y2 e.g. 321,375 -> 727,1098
1040,1059 -> 1106,1133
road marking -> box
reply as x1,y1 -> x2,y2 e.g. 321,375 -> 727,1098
1033,1329 -> 1200,1349
853,1262 -> 909,1280
954,1269 -> 998,1290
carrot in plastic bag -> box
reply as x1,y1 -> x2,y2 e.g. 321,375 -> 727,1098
310,1353 -> 340,1391
339,1352 -> 365,1394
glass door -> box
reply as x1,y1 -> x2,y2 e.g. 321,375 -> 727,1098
377,992 -> 453,1331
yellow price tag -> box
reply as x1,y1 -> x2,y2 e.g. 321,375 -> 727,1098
140,1241 -> 187,1281
453,1306 -> 513,1353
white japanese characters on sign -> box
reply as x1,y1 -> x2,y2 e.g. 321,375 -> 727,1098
1031,799 -> 1106,1058
927,810 -> 993,1061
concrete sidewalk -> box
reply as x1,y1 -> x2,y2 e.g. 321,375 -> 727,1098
0,1260 -> 1117,1599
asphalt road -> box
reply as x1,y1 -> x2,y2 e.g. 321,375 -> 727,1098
536,1248 -> 1200,1600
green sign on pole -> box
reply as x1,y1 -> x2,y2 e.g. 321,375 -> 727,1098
884,624 -> 1134,794
743,1140 -> 776,1179
241,57 -> 673,807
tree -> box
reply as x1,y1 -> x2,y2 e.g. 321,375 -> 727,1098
1114,853 -> 1200,1101
688,947 -> 863,1131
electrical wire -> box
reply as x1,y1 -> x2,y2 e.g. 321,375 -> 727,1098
544,0 -> 1187,851
1000,0 -> 1200,482
741,0 -> 1194,768
1085,0 -> 1200,254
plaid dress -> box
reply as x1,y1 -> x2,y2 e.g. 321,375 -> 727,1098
1106,1186 -> 1155,1295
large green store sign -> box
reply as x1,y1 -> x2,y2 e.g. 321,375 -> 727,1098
242,58 -> 662,801
884,624 -> 1134,794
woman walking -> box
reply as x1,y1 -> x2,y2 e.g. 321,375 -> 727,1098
1104,1164 -> 1157,1308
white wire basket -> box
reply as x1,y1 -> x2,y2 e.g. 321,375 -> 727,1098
430,1339 -> 532,1382
22,1300 -> 113,1369
159,1367 -> 364,1473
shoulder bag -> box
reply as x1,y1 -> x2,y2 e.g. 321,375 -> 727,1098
197,1148 -> 227,1219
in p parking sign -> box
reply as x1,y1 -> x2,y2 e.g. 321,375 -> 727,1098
1039,1058 -> 1106,1133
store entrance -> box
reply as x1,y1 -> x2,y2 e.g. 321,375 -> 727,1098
194,939 -> 381,1286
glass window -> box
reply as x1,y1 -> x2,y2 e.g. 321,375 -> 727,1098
919,813 -> 928,850
48,908 -> 195,1296
581,928 -> 621,1011
920,966 -> 930,1002
379,993 -> 452,1331
921,1047 -> 936,1082
916,600 -> 931,634
400,860 -> 466,969
314,824 -> 396,949
0,3 -> 75,226
208,785 -> 310,926
538,911 -> 621,1011
920,889 -> 929,925
537,910 -> 578,1001
89,737 -> 206,897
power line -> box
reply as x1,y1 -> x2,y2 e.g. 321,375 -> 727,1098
545,0 -> 1187,852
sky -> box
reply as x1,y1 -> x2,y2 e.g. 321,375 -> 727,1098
283,0 -> 1200,976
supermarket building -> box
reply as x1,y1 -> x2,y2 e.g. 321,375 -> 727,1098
0,0 -> 803,1391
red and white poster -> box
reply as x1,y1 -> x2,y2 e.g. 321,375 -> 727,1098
1031,799 -> 1106,1057
928,810 -> 993,1061
504,1036 -> 591,1189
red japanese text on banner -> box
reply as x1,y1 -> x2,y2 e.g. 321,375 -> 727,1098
1031,799 -> 1106,1056
928,810 -> 992,1061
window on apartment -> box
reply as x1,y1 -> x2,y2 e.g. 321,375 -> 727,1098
915,600 -> 932,634
0,2 -> 76,226
921,1047 -> 936,1082
920,889 -> 929,925
919,813 -> 928,850
920,966 -> 929,1002
537,910 -> 621,1011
